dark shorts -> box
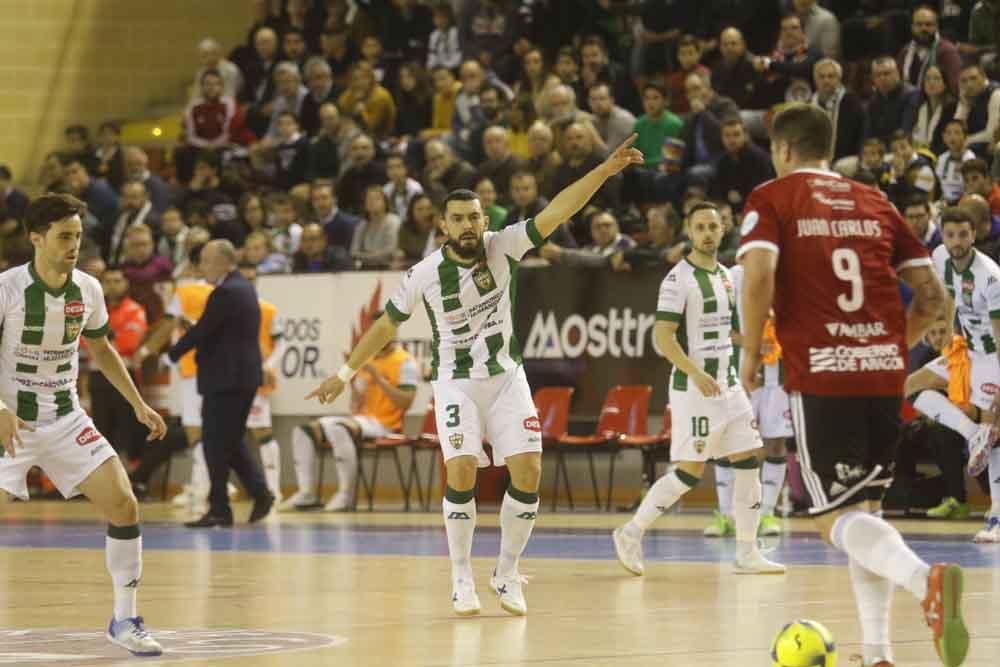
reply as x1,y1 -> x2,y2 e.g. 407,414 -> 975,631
788,392 -> 902,517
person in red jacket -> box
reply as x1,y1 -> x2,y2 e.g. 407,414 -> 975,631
176,69 -> 255,184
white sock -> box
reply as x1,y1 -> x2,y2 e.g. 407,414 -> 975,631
849,557 -> 894,665
627,468 -> 698,535
291,427 -> 319,498
106,526 -> 141,622
443,491 -> 476,580
989,446 -> 1000,516
259,439 -> 281,499
732,466 -> 762,556
328,423 -> 358,499
760,456 -> 787,516
497,489 -> 539,578
831,510 -> 930,601
913,391 -> 978,440
190,442 -> 209,499
715,462 -> 734,517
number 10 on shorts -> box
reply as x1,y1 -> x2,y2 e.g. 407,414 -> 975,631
691,416 -> 709,437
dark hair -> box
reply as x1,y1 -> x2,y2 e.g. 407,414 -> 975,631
960,158 -> 989,178
188,242 -> 206,265
677,34 -> 700,51
0,165 -> 11,180
940,206 -> 974,228
720,114 -> 744,128
510,169 -> 537,184
443,189 -> 480,211
102,264 -> 126,278
580,35 -> 607,53
556,46 -> 578,65
64,124 -> 89,140
283,27 -> 305,40
276,110 -> 299,124
642,82 -> 667,98
687,201 -> 720,219
24,193 -> 87,235
942,118 -> 967,134
863,136 -> 885,149
194,149 -> 221,172
770,103 -> 832,161
59,153 -> 87,169
888,129 -> 912,145
902,194 -> 931,213
200,67 -> 223,84
98,120 -> 121,135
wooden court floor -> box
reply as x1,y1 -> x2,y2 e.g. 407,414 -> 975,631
1,501 -> 999,666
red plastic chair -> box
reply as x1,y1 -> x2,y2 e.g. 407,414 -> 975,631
553,385 -> 653,511
609,404 -> 671,510
532,387 -> 575,510
406,402 -> 441,510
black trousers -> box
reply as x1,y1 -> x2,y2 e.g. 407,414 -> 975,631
89,371 -> 145,460
202,389 -> 269,516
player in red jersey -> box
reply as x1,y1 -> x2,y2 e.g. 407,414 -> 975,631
738,104 -> 969,667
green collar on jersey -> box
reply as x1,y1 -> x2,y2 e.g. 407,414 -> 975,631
442,245 -> 485,269
945,248 -> 977,278
28,260 -> 74,297
683,256 -> 720,274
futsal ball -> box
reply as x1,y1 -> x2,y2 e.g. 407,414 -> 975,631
770,619 -> 837,667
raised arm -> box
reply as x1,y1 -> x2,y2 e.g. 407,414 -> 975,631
306,313 -> 400,404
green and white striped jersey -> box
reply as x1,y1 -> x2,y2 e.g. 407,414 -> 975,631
0,263 -> 110,424
386,218 -> 544,381
729,264 -> 783,387
656,258 -> 738,393
932,245 -> 1000,354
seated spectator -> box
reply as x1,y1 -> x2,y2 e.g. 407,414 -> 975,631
393,61 -> 434,141
250,111 -> 309,191
299,57 -> 336,136
967,1 -> 1000,68
633,83 -> 683,170
241,27 -> 281,137
579,34 -> 637,115
514,47 -> 560,108
667,35 -> 710,115
108,179 -> 160,265
95,121 -> 126,192
901,195 -> 942,250
306,102 -> 343,181
936,119 -> 976,203
170,226 -> 210,281
867,57 -> 918,144
178,69 -> 252,184
351,186 -> 401,269
540,210 -> 635,267
312,180 -> 359,253
265,62 -> 309,138
897,6 -> 961,93
551,121 -> 622,242
63,155 -> 118,241
63,124 -> 99,174
960,192 -> 1000,260
753,13 -> 821,107
451,59 -> 489,154
860,136 -> 890,185
338,60 -> 397,140
337,134 -> 388,214
394,193 -> 437,266
39,151 -> 66,193
243,230 -> 291,274
906,65 -> 958,156
475,177 -> 507,232
634,0 -> 698,75
459,1 -> 516,70
500,170 -> 576,250
383,152 -> 423,220
427,3 -> 462,71
121,223 -> 172,322
960,158 -> 1000,214
553,46 -> 583,102
715,201 -> 742,265
319,27 -> 359,92
955,64 -> 1000,157
359,35 -> 388,84
478,126 -> 527,206
0,164 -> 29,223
292,222 -> 351,272
710,116 -> 775,211
886,130 -> 937,204
175,150 -> 238,225
124,147 -> 170,213
681,72 -> 739,176
793,0 -> 839,59
267,193 -> 303,256
466,85 -> 511,168
156,206 -> 189,267
376,0 -> 434,67
282,27 -> 311,72
238,191 -> 270,235
193,37 -> 242,100
526,121 -> 562,197
422,139 -> 478,206
811,58 -> 864,164
187,199 -> 247,248
423,65 -> 461,142
588,82 -> 636,155
612,204 -> 683,271
713,27 -> 762,110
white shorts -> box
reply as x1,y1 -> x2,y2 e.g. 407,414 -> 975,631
246,393 -> 273,430
670,387 -> 762,462
431,366 -> 542,467
0,409 -> 117,501
180,376 -> 202,428
750,385 -> 794,439
926,350 -> 1000,410
317,415 -> 392,443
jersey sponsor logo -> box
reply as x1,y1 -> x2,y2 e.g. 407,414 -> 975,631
64,301 -> 85,318
961,278 -> 975,307
740,210 -> 759,236
523,416 -> 541,432
76,427 -> 102,447
467,291 -> 503,318
449,433 -> 464,449
982,382 -> 999,396
808,344 -> 904,373
823,321 -> 888,338
807,177 -> 851,192
523,309 -> 657,360
810,193 -> 857,211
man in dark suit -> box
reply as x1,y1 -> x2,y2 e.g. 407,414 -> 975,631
169,239 -> 273,527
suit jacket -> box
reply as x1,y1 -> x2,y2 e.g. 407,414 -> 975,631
681,95 -> 740,169
168,270 -> 262,395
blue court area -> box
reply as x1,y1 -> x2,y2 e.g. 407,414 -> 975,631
3,517 -> 1000,569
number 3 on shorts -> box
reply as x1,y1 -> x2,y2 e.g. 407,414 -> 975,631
691,416 -> 709,438
445,404 -> 460,428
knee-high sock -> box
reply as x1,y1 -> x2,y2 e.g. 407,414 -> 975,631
328,423 -> 358,498
715,461 -> 734,517
106,525 -> 141,622
990,446 -> 1000,516
291,427 -> 319,498
259,439 -> 281,499
760,455 -> 787,516
627,468 -> 699,535
849,557 -> 895,665
190,442 -> 209,499
913,391 -> 978,440
443,486 -> 476,580
831,510 -> 930,601
732,463 -> 763,555
497,486 -> 539,578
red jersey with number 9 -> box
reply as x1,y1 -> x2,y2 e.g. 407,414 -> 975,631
737,168 -> 932,397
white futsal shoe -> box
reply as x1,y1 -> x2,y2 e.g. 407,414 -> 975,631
324,492 -> 355,512
613,526 -> 644,576
451,576 -> 481,616
278,490 -> 320,511
966,424 -> 995,477
733,549 -> 787,574
107,616 -> 163,656
491,569 -> 528,616
973,515 -> 1000,543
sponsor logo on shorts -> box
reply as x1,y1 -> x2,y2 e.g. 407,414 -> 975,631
449,433 -> 464,449
835,462 -> 868,484
808,344 -> 904,373
76,427 -> 101,446
983,382 -> 999,396
694,439 -> 706,454
523,417 -> 541,432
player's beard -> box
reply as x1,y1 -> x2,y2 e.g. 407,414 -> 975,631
692,240 -> 717,261
447,234 -> 483,260
947,245 -> 972,263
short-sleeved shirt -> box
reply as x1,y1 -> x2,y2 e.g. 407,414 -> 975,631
355,346 -> 420,432
166,281 -> 214,379
633,111 -> 684,168
656,258 -> 738,393
932,245 -> 1000,354
386,219 -> 545,381
0,263 -> 109,424
737,168 -> 931,397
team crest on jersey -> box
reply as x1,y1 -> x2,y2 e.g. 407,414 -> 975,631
449,433 -> 464,449
694,439 -> 706,454
472,265 -> 496,293
64,300 -> 84,341
961,279 -> 974,307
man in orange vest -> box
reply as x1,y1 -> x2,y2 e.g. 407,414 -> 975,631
281,311 -> 419,512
